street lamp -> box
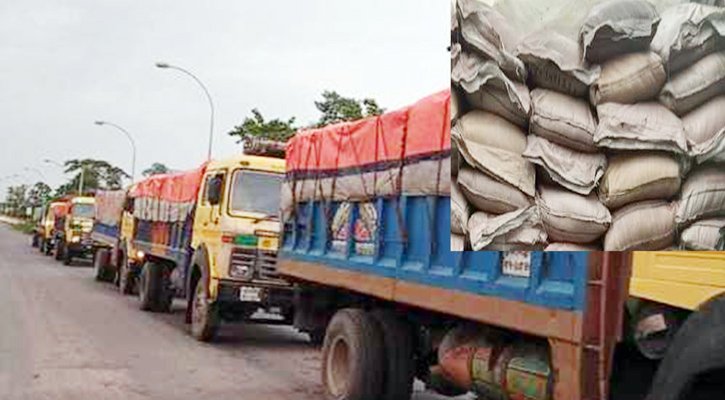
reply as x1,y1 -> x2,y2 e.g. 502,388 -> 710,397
24,167 -> 46,181
94,120 -> 137,181
155,61 -> 215,160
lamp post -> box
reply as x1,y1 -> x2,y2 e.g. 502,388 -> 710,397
155,62 -> 215,160
24,167 -> 46,181
94,121 -> 137,181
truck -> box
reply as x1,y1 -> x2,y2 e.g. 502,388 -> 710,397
54,196 -> 96,265
90,189 -> 135,284
277,90 -> 725,400
122,148 -> 298,342
31,199 -> 70,256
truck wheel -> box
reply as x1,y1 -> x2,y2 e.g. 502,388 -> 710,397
38,238 -> 45,253
54,240 -> 64,261
647,294 -> 725,400
31,234 -> 39,248
117,251 -> 135,295
62,244 -> 72,266
322,309 -> 385,400
190,277 -> 220,342
93,249 -> 112,282
138,261 -> 163,312
371,309 -> 416,400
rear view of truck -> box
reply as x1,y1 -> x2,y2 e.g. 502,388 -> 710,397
90,189 -> 128,282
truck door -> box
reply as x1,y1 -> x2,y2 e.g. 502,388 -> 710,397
193,170 -> 227,274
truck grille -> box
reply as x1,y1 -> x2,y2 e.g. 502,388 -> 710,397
230,248 -> 284,284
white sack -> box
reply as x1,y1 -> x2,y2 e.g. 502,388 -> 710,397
529,89 -> 598,153
604,200 -> 676,250
537,184 -> 611,244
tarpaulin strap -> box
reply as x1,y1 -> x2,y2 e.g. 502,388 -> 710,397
347,123 -> 374,201
430,96 -> 451,256
326,126 -> 346,226
394,110 -> 411,250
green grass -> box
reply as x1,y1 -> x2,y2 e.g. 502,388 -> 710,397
11,220 -> 36,234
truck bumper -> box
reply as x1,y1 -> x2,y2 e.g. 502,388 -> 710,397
216,279 -> 294,307
67,241 -> 94,258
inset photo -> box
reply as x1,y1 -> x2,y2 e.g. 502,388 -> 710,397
451,0 -> 725,251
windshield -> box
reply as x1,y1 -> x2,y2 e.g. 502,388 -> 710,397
71,203 -> 94,218
229,170 -> 283,216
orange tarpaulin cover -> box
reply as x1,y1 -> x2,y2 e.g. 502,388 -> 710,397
286,89 -> 451,176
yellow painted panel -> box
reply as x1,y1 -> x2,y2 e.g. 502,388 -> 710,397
631,251 -> 725,310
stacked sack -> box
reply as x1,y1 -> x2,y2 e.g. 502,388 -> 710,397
450,0 -> 725,251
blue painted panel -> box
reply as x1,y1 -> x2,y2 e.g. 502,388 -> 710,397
280,195 -> 591,311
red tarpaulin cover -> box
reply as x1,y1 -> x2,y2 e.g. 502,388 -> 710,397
286,89 -> 451,174
129,163 -> 207,203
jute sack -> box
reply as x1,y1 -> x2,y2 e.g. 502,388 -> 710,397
451,233 -> 466,251
452,52 -> 531,128
604,200 -> 676,251
468,206 -> 546,250
594,102 -> 688,154
523,135 -> 607,196
457,0 -> 527,82
598,153 -> 682,210
676,165 -> 725,226
451,86 -> 463,124
529,89 -> 598,153
683,95 -> 725,164
452,112 -> 536,197
659,51 -> 725,116
579,0 -> 660,64
545,243 -> 600,251
589,52 -> 666,106
515,30 -> 600,98
451,180 -> 470,235
680,218 -> 725,251
537,184 -> 611,244
457,166 -> 532,214
650,3 -> 725,73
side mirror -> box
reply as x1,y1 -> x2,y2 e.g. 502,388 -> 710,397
208,177 -> 223,206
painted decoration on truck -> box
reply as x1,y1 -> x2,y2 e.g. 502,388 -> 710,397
501,251 -> 532,278
354,202 -> 377,256
331,203 -> 351,254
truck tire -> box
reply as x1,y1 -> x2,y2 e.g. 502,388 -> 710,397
117,251 -> 135,295
38,238 -> 45,253
322,309 -> 385,400
55,239 -> 64,261
31,234 -> 39,248
138,261 -> 165,312
62,243 -> 72,265
371,309 -> 416,400
190,277 -> 220,342
93,248 -> 113,282
647,294 -> 725,400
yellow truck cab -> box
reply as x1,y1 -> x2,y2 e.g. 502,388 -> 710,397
33,200 -> 70,256
185,154 -> 291,341
56,196 -> 96,265
127,144 -> 294,342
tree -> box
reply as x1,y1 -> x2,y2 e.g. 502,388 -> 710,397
314,91 -> 384,127
27,182 -> 52,207
142,163 -> 170,177
228,109 -> 297,143
55,159 -> 130,196
5,185 -> 28,216
227,91 -> 384,143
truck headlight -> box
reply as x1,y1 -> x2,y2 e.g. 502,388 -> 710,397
230,264 -> 254,281
71,236 -> 81,243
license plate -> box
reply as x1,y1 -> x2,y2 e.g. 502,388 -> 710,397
239,287 -> 262,302
501,251 -> 532,277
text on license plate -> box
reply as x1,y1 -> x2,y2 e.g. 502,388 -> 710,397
501,251 -> 532,277
239,287 -> 262,302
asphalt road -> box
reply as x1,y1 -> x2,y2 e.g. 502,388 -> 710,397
0,224 -> 470,400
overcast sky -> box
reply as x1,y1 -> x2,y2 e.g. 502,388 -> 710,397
0,0 -> 448,197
